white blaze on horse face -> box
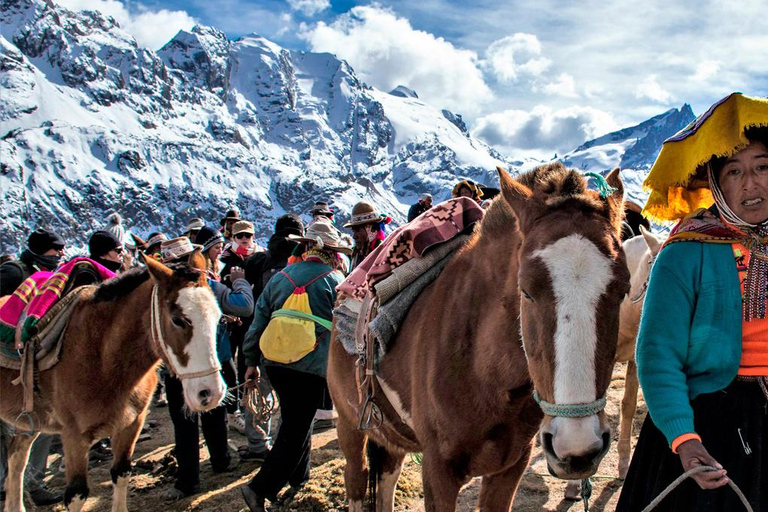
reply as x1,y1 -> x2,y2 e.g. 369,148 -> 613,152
533,233 -> 613,405
174,286 -> 226,411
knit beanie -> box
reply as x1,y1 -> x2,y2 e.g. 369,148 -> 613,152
27,228 -> 65,255
274,214 -> 304,238
105,212 -> 125,245
195,226 -> 224,253
88,230 -> 120,258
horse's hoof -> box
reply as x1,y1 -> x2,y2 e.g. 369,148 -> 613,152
240,485 -> 266,512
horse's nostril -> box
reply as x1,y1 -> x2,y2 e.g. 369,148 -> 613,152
199,388 -> 211,400
542,432 -> 555,455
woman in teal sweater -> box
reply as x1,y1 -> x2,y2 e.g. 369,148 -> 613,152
618,93 -> 768,511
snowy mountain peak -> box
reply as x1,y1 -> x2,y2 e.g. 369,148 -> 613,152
389,85 -> 418,99
0,0 -> 511,253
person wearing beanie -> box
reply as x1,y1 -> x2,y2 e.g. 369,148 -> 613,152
105,212 -> 125,245
0,228 -> 65,297
88,230 -> 124,273
195,226 -> 225,277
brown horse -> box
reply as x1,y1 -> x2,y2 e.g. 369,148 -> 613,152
0,253 -> 226,512
328,163 -> 630,511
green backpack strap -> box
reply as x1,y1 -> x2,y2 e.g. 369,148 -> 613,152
271,309 -> 333,331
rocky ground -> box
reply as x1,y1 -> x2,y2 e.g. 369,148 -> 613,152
36,363 -> 644,511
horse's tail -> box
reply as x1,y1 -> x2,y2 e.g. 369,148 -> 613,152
366,440 -> 386,511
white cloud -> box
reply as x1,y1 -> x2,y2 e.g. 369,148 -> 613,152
472,105 -> 617,156
634,75 -> 672,103
692,60 -> 721,82
483,33 -> 551,82
287,0 -> 330,17
56,0 -> 196,50
543,73 -> 578,98
300,5 -> 492,115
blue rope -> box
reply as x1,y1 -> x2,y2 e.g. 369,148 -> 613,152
533,390 -> 607,418
584,172 -> 617,199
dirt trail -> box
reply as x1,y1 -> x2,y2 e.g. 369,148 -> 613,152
38,363 -> 642,511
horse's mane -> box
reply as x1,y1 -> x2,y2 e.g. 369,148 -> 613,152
92,263 -> 203,302
481,162 -> 605,236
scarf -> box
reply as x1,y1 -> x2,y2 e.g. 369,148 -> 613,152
303,249 -> 338,269
21,250 -> 61,271
667,206 -> 768,321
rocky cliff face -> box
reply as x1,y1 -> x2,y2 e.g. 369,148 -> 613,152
0,0 -> 693,253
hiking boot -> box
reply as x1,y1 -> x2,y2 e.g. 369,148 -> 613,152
240,485 -> 266,512
238,447 -> 269,462
89,441 -> 113,463
29,485 -> 63,506
228,411 -> 246,434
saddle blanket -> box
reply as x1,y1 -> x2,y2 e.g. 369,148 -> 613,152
337,197 -> 484,301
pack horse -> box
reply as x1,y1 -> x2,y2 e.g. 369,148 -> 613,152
329,164 -> 631,511
0,253 -> 226,512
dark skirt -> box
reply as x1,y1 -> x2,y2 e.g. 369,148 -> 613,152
617,378 -> 768,512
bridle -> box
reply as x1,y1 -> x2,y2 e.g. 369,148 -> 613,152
533,390 -> 607,418
150,285 -> 221,380
629,252 -> 657,304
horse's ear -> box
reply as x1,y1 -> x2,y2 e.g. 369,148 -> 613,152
605,167 -> 625,233
498,166 -> 534,229
187,249 -> 206,271
640,225 -> 662,256
143,253 -> 173,282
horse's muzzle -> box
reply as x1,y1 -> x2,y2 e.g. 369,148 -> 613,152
540,416 -> 611,479
182,373 -> 226,412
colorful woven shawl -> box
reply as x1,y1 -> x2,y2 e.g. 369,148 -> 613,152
666,207 -> 768,320
0,257 -> 116,345
337,197 -> 484,301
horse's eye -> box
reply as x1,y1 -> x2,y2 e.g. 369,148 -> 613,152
521,290 -> 534,302
171,316 -> 188,328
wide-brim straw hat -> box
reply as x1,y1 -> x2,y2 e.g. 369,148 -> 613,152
343,201 -> 387,228
231,220 -> 255,236
289,220 -> 352,254
643,93 -> 768,223
161,237 -> 203,262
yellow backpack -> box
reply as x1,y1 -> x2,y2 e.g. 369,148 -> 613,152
259,270 -> 334,364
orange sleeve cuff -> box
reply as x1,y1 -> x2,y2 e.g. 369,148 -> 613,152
671,433 -> 701,454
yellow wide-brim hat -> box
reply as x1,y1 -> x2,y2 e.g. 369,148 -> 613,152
643,93 -> 768,223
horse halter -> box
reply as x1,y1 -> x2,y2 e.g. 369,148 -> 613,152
532,390 -> 607,418
629,252 -> 657,304
150,285 -> 221,380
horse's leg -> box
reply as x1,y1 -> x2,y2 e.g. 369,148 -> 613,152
3,431 -> 38,512
373,447 -> 404,512
421,451 -> 462,512
618,359 -> 639,479
109,410 -> 147,512
478,441 -> 533,511
61,431 -> 91,512
336,416 -> 367,512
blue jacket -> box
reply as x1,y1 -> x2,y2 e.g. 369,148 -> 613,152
636,241 -> 742,447
243,261 -> 344,377
209,277 -> 254,363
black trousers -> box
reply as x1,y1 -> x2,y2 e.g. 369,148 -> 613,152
166,374 -> 231,494
247,366 -> 326,501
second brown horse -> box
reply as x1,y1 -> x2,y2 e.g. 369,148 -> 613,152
329,164 -> 630,511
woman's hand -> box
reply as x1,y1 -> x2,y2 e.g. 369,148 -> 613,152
677,439 -> 729,489
230,266 -> 246,282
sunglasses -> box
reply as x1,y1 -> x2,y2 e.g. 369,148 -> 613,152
235,233 -> 253,239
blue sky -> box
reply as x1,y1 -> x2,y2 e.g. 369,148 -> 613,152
56,0 -> 768,158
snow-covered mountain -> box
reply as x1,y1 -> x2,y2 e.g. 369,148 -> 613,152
559,105 -> 696,205
0,0 -> 692,253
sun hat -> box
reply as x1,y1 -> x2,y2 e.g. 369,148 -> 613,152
343,201 -> 388,228
185,217 -> 205,232
310,201 -> 334,217
643,93 -> 768,223
232,221 -> 255,237
145,232 -> 167,253
219,208 -> 241,226
451,180 -> 484,199
160,237 -> 203,262
289,220 -> 353,254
